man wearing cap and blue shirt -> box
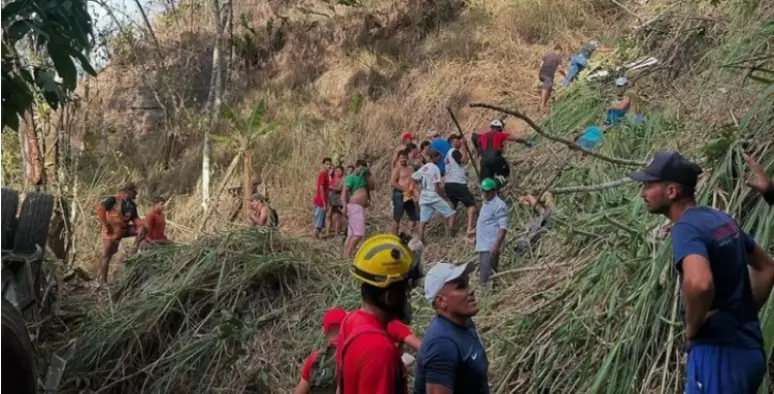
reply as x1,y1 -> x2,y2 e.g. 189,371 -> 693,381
414,261 -> 489,394
629,151 -> 774,394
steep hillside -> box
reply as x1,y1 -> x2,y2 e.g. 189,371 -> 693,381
19,0 -> 774,393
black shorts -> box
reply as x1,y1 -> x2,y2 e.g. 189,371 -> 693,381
444,183 -> 475,208
480,155 -> 510,180
539,74 -> 554,90
392,189 -> 419,222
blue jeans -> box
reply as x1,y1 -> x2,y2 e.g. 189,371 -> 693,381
684,344 -> 765,394
313,206 -> 326,229
561,53 -> 588,87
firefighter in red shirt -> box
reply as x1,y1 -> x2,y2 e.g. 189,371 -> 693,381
473,120 -> 532,188
335,234 -> 424,394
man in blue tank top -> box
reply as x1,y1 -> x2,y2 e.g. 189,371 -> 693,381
629,151 -> 774,394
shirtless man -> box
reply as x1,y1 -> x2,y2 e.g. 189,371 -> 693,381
248,194 -> 278,229
390,149 -> 420,235
342,159 -> 374,256
391,131 -> 415,169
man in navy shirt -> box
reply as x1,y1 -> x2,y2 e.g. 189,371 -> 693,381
629,151 -> 774,394
414,261 -> 489,394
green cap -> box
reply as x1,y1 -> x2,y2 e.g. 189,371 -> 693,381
480,178 -> 497,191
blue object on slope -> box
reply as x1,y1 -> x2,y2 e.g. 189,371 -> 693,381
577,125 -> 603,150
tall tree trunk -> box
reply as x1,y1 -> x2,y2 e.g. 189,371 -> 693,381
203,0 -> 225,210
21,109 -> 44,187
198,150 -> 242,231
242,149 -> 252,220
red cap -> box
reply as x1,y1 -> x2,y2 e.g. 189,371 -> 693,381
321,307 -> 347,334
400,131 -> 414,141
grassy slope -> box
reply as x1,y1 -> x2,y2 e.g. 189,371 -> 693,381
37,0 -> 774,392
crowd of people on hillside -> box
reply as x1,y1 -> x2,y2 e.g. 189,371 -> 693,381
293,150 -> 773,394
309,120 -> 540,285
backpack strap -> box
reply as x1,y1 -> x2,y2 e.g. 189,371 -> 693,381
336,327 -> 405,394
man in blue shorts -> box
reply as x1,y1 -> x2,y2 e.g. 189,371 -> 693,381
414,261 -> 489,394
629,151 -> 774,394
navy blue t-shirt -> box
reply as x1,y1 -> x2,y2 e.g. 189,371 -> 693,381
429,137 -> 451,176
413,315 -> 489,394
670,206 -> 762,350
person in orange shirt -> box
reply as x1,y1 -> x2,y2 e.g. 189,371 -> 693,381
136,196 -> 170,251
95,182 -> 142,285
335,234 -> 424,394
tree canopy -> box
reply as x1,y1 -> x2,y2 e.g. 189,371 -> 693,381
1,0 -> 96,131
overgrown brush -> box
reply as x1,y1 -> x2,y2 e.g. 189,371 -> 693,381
59,229 -> 360,393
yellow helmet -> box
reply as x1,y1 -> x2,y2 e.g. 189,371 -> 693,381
351,234 -> 415,288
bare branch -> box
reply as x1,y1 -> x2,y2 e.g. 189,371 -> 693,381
551,177 -> 635,194
468,103 -> 647,167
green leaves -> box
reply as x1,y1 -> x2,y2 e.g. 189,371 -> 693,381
1,0 -> 95,131
218,100 -> 278,147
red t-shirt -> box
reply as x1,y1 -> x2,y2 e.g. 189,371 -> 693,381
313,170 -> 330,207
143,210 -> 166,241
336,309 -> 405,394
477,130 -> 509,151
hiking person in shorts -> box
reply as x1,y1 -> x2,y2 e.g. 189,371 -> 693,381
335,234 -> 424,394
136,196 -> 170,251
414,260 -> 488,394
538,44 -> 566,112
476,120 -> 532,189
630,151 -> 774,394
313,157 -> 333,239
391,131 -> 415,169
412,150 -> 454,243
475,178 -> 508,285
444,135 -> 477,238
743,154 -> 773,205
293,307 -> 347,394
327,166 -> 346,236
390,149 -> 420,235
342,160 -> 374,256
248,193 -> 278,229
95,182 -> 142,285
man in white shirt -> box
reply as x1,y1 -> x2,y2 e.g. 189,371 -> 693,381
443,135 -> 477,238
412,149 -> 454,243
475,178 -> 508,285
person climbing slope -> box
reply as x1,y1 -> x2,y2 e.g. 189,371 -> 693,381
475,120 -> 532,189
538,44 -> 566,112
412,150 -> 454,243
414,261 -> 489,394
630,151 -> 774,394
313,157 -> 333,239
391,131 -> 415,169
95,182 -> 142,285
294,307 -> 348,394
342,160 -> 374,256
136,196 -> 170,251
390,150 -> 419,236
335,234 -> 424,394
248,193 -> 279,229
444,135 -> 477,238
560,39 -> 611,87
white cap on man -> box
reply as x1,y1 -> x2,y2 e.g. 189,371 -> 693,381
423,261 -> 475,301
490,119 -> 503,129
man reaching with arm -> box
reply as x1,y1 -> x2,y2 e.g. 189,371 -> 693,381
630,151 -> 774,394
743,154 -> 774,205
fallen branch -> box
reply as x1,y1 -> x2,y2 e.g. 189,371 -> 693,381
491,262 -> 572,279
551,177 -> 634,194
468,103 -> 647,166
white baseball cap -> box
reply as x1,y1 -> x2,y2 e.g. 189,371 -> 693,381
423,261 -> 475,301
490,119 -> 503,128
615,77 -> 629,87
